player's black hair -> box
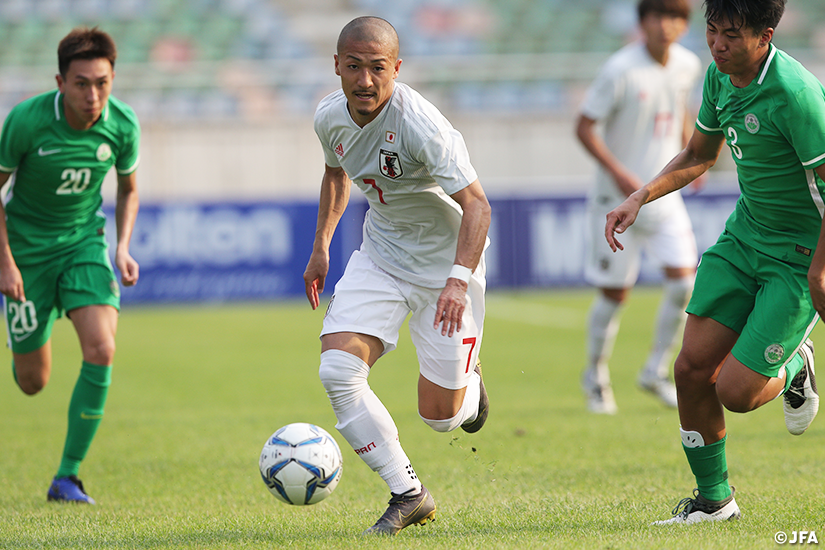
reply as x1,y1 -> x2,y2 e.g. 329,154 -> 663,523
638,0 -> 691,22
703,0 -> 786,34
58,26 -> 117,77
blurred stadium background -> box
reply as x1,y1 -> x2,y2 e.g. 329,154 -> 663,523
1,0 -> 824,301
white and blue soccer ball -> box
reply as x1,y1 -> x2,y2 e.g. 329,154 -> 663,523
259,422 -> 343,505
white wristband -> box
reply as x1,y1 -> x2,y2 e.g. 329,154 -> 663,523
448,264 -> 472,283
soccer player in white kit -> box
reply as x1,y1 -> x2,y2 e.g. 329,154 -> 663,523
575,0 -> 701,414
304,16 -> 491,536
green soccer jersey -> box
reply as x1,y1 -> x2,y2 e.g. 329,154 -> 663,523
0,90 -> 140,265
696,44 -> 825,267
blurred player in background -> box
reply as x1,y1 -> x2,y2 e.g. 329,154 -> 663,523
576,0 -> 701,414
607,0 -> 824,523
304,16 -> 491,536
0,27 -> 140,503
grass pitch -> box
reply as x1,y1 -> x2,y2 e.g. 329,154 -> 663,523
1,288 -> 823,549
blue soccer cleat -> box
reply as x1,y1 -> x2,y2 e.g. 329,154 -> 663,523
47,475 -> 96,504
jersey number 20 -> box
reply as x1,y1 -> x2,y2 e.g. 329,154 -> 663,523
57,168 -> 92,195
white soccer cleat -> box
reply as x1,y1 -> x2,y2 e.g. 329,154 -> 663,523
582,371 -> 617,415
638,372 -> 678,408
653,488 -> 741,525
784,339 -> 819,436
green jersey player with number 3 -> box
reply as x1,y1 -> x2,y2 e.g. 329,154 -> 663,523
0,27 -> 140,504
606,0 -> 825,524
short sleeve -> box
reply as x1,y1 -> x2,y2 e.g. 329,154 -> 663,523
116,117 -> 141,175
695,66 -> 723,134
779,84 -> 825,170
0,106 -> 27,173
416,128 -> 478,196
579,63 -> 620,121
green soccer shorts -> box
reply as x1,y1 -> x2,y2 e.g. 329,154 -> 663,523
687,230 -> 819,378
4,241 -> 120,354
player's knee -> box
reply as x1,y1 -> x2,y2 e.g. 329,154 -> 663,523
673,352 -> 711,389
318,349 -> 369,397
716,380 -> 758,413
16,371 -> 47,395
419,412 -> 462,433
664,276 -> 694,307
83,340 -> 116,366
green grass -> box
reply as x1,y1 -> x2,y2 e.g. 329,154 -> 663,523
1,288 -> 823,549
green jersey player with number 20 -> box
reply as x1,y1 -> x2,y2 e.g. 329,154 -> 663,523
0,27 -> 140,504
606,0 -> 825,524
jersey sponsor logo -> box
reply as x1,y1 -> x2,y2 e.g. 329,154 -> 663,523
744,113 -> 760,134
96,143 -> 112,162
379,149 -> 403,179
334,143 -> 344,157
37,147 -> 61,156
764,343 -> 785,364
385,130 -> 396,144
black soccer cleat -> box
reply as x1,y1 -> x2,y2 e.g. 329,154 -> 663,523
363,486 -> 436,536
461,360 -> 489,433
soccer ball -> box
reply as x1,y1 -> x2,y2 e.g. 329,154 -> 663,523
259,423 -> 343,505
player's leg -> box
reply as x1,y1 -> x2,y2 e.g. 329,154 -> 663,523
654,235 -> 751,524
317,249 -> 431,535
5,263 -> 60,394
410,266 -> 486,433
49,246 -> 121,504
638,205 -> 697,407
653,314 -> 741,524
12,343 -> 52,395
583,200 -> 640,413
637,267 -> 694,407
583,287 -> 627,414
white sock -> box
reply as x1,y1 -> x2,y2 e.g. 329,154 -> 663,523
318,349 -> 421,494
419,371 -> 481,432
641,276 -> 693,379
585,293 -> 622,386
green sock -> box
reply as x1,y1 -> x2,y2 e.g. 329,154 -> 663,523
683,436 -> 731,502
783,353 -> 804,393
56,362 -> 112,479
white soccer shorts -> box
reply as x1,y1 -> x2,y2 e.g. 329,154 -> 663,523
322,247 -> 485,390
585,194 -> 698,289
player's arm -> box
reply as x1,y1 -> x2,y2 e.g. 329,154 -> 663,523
605,129 -> 725,252
0,171 -> 25,302
433,180 -> 491,337
304,164 -> 351,310
575,114 -> 644,197
807,164 -> 825,321
114,171 -> 140,286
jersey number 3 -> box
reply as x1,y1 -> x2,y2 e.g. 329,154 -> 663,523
57,168 -> 92,195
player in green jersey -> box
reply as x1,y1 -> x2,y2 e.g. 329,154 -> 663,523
606,0 -> 825,524
0,27 -> 140,503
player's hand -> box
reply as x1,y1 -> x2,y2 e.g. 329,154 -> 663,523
115,249 -> 139,286
434,278 -> 468,337
303,251 -> 329,310
605,194 -> 644,252
0,262 -> 25,302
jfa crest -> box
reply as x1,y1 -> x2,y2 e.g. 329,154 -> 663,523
379,149 -> 403,179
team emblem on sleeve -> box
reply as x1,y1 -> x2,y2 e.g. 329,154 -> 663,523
379,149 -> 403,179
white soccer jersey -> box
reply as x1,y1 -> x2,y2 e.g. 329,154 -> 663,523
314,82 -> 481,288
580,41 -> 701,218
